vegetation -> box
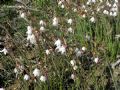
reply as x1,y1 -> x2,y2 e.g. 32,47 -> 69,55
0,0 -> 120,90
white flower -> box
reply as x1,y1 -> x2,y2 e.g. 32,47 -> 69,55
26,26 -> 33,35
45,49 -> 50,55
20,12 -> 26,19
97,8 -> 100,12
27,26 -> 33,32
106,2 -> 111,7
67,18 -> 73,25
61,4 -> 64,8
68,27 -> 73,33
73,8 -> 77,12
0,88 -> 5,90
54,39 -> 61,47
112,12 -> 117,17
71,74 -> 75,79
85,9 -> 87,12
92,12 -> 94,15
14,68 -> 18,74
90,17 -> 95,23
91,0 -> 96,3
39,20 -> 45,26
57,45 -> 66,54
58,0 -> 64,5
40,26 -> 45,31
58,1 -> 62,5
27,34 -> 36,45
40,75 -> 46,82
82,46 -> 87,51
94,57 -> 99,63
76,50 -> 82,57
73,65 -> 78,70
110,12 -> 113,16
115,0 -> 118,3
14,68 -> 19,78
99,0 -> 103,2
86,1 -> 90,5
33,68 -> 41,77
53,17 -> 58,27
82,14 -> 86,18
0,48 -> 8,55
53,21 -> 58,27
70,60 -> 76,66
103,10 -> 109,15
24,74 -> 30,81
113,3 -> 117,8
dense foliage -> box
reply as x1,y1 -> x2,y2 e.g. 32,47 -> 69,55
0,0 -> 120,90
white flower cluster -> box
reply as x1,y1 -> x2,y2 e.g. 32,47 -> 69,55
53,17 -> 59,27
70,60 -> 78,70
55,39 -> 66,54
75,46 -> 87,57
45,49 -> 50,55
33,68 -> 41,77
26,26 -> 36,45
32,68 -> 46,82
23,68 -> 47,82
79,0 -> 119,23
58,0 -> 65,9
67,18 -> 73,33
39,20 -> 46,32
109,3 -> 118,17
15,67 -> 46,82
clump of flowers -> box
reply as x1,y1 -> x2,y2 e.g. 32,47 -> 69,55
26,26 -> 36,45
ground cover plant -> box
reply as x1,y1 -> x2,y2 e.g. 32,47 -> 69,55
0,0 -> 120,90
